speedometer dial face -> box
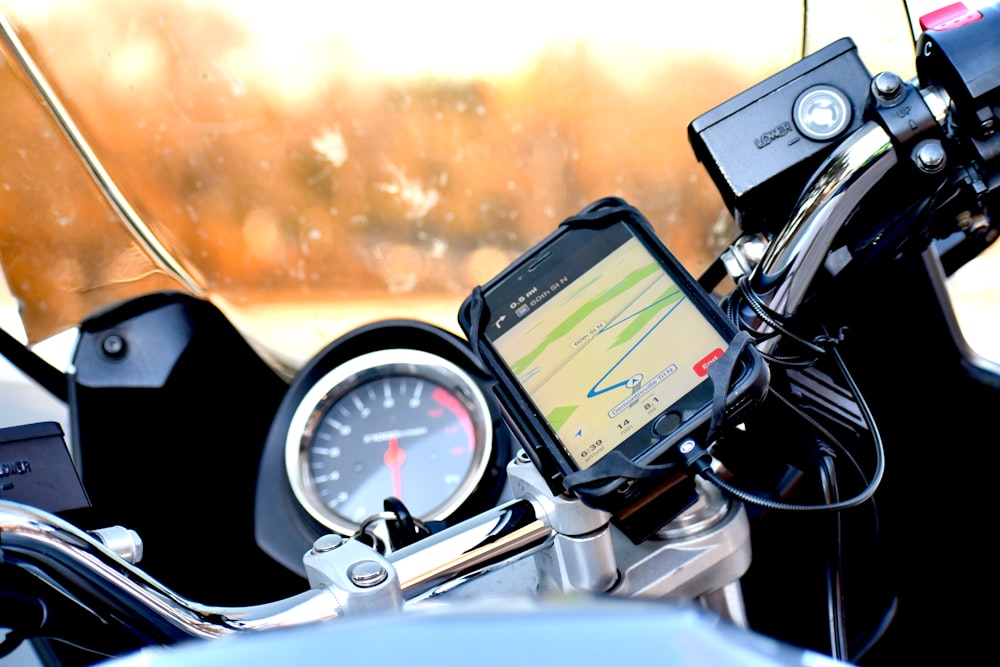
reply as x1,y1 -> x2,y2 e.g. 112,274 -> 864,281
285,349 -> 493,535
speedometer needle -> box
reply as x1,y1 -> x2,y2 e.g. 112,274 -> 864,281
384,435 -> 406,499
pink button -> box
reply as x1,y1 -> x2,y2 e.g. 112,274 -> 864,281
920,2 -> 982,31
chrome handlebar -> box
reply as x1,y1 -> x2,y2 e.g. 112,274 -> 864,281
0,454 -> 752,648
0,500 -> 343,641
747,122 -> 897,317
738,85 -> 951,353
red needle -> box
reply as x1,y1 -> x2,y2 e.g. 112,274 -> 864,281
384,435 -> 406,499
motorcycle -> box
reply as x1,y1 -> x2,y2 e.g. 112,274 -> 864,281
0,0 -> 997,665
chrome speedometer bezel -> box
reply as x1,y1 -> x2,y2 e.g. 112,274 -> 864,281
284,348 -> 495,536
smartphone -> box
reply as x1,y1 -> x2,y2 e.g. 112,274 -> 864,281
459,198 -> 768,541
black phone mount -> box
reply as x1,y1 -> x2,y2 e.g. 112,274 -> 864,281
462,198 -> 768,543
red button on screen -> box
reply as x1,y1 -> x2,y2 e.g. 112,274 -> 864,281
694,348 -> 724,377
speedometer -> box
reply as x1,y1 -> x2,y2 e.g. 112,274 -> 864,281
256,319 -> 511,570
285,348 -> 495,535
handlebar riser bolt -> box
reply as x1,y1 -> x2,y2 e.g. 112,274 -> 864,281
913,140 -> 946,173
872,72 -> 903,104
348,560 -> 388,588
312,533 -> 344,553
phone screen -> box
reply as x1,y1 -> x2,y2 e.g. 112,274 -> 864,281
487,223 -> 728,469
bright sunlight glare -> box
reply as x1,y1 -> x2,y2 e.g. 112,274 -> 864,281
176,0 -> 957,73
4,0 -> 955,102
208,0 -> 810,103
192,0 -> 949,103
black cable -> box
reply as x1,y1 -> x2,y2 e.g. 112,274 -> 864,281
818,453 -> 848,661
903,0 -> 917,49
801,0 -> 809,59
768,387 -> 874,504
693,335 -> 885,513
722,279 -> 828,368
828,340 -> 885,493
694,315 -> 891,658
850,595 -> 899,660
713,255 -> 887,512
701,465 -> 860,512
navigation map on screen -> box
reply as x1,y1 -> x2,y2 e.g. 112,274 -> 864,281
494,234 -> 727,469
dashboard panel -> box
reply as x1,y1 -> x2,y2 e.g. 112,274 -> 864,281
254,319 -> 511,576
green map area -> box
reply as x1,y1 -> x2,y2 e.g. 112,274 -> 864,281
494,235 -> 726,469
508,261 -> 660,375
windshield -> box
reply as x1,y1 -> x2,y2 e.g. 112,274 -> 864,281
0,0 -> 946,367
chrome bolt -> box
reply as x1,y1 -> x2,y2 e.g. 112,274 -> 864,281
348,560 -> 388,588
312,533 -> 344,553
913,140 -> 946,173
90,526 -> 144,564
872,71 -> 903,103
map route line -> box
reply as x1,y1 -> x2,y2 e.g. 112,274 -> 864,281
587,297 -> 685,397
522,270 -> 665,394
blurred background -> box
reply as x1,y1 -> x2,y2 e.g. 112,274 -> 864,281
0,0 -> 996,367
